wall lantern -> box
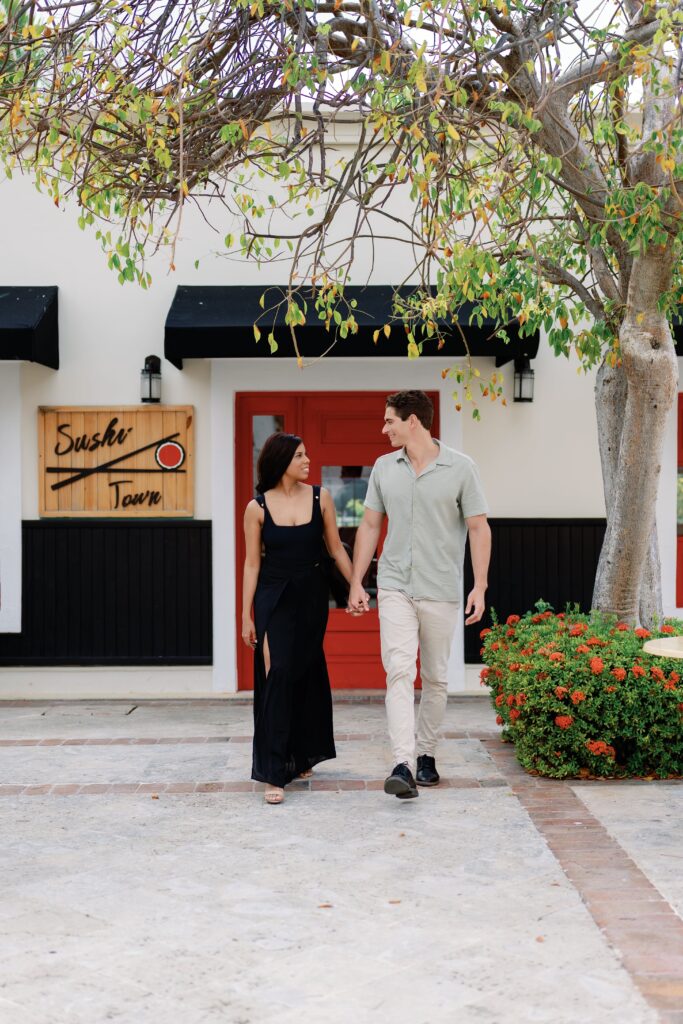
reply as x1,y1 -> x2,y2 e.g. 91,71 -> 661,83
140,354 -> 162,403
513,357 -> 534,403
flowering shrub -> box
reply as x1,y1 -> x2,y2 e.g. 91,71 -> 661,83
480,604 -> 683,779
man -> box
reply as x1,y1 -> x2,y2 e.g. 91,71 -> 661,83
349,390 -> 491,799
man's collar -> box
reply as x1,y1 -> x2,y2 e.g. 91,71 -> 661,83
397,439 -> 452,465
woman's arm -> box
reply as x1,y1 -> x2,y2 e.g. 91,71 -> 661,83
241,500 -> 263,647
320,488 -> 355,585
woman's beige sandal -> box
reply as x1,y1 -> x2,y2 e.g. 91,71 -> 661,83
264,786 -> 284,804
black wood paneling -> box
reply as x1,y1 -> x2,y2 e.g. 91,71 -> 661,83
464,518 -> 606,664
0,521 -> 212,665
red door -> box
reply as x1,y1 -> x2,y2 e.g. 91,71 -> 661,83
235,392 -> 440,689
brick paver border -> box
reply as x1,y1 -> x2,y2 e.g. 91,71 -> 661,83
0,729 -> 492,747
484,738 -> 683,1024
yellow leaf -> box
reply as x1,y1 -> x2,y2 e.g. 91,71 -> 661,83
373,329 -> 380,343
383,324 -> 391,338
415,69 -> 427,93
404,9 -> 411,25
181,180 -> 189,197
636,312 -> 644,324
253,325 -> 261,342
447,124 -> 460,142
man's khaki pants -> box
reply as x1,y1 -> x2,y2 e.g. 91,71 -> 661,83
378,588 -> 460,771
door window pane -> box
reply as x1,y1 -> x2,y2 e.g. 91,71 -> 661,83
322,465 -> 377,608
252,415 -> 285,495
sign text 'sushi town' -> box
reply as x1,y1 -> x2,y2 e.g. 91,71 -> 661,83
39,406 -> 193,517
53,417 -> 161,508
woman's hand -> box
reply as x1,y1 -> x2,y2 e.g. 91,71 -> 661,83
241,616 -> 257,648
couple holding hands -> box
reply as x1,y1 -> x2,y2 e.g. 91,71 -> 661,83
242,390 -> 491,805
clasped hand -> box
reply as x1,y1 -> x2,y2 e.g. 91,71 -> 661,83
347,581 -> 371,615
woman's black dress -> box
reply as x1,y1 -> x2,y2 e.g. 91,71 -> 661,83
251,485 -> 336,787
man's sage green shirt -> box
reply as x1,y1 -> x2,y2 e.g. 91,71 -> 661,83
364,440 -> 489,602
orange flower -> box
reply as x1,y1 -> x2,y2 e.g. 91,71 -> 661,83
661,624 -> 675,634
507,693 -> 516,707
671,672 -> 681,684
491,641 -> 500,651
480,667 -> 490,681
509,662 -> 522,672
506,628 -> 516,637
616,622 -> 629,631
496,714 -> 504,725
611,667 -> 626,682
516,693 -> 527,706
480,628 -> 492,639
506,615 -> 520,626
555,715 -> 574,729
495,694 -> 505,707
571,690 -> 586,705
651,666 -> 665,681
589,657 -> 605,675
586,740 -> 616,759
632,665 -> 646,678
604,685 -> 617,693
509,708 -> 521,721
635,627 -> 651,639
555,686 -> 568,698
521,646 -> 535,656
576,644 -> 590,654
549,652 -> 565,662
664,681 -> 677,691
586,636 -> 605,647
569,624 -> 587,637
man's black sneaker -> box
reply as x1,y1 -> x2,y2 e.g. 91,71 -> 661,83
416,755 -> 440,787
384,762 -> 419,799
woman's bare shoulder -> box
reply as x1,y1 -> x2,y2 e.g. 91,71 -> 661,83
244,498 -> 263,520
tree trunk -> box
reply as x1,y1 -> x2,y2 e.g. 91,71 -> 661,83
593,357 -> 664,625
638,525 -> 664,628
592,251 -> 678,623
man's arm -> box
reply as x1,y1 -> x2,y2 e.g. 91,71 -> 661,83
465,514 -> 491,625
349,508 -> 384,612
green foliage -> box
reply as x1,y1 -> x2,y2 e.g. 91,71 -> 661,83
481,606 -> 683,779
3,0 -> 683,391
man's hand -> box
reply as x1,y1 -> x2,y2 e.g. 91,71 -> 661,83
465,586 -> 486,625
348,580 -> 370,613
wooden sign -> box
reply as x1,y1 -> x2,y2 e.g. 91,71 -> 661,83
38,406 -> 194,517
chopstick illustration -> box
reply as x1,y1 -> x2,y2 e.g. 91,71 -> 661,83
50,432 -> 181,492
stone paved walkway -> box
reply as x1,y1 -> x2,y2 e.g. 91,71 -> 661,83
1,696 -> 682,1023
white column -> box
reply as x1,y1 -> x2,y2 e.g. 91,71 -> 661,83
210,361 -> 237,692
0,363 -> 22,632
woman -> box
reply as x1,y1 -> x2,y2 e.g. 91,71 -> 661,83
242,433 -> 358,804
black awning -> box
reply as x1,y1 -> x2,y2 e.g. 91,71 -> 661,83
0,287 -> 59,368
164,285 -> 539,370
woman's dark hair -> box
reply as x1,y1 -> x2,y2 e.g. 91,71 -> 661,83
255,433 -> 303,494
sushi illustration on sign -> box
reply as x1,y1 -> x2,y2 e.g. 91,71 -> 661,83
38,407 -> 194,517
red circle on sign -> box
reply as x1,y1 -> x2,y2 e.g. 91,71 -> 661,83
155,441 -> 185,470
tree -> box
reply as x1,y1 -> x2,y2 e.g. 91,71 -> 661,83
1,0 -> 680,624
